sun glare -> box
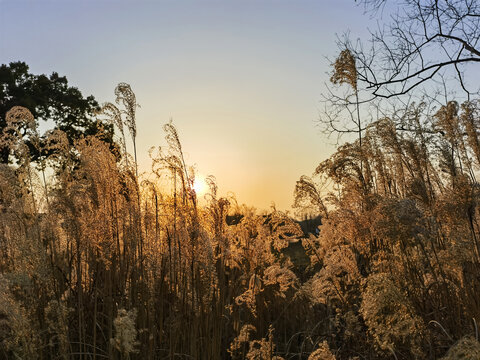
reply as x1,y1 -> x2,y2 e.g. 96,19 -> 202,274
193,176 -> 207,195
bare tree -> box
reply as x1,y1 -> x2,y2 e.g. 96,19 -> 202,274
319,0 -> 480,148
350,0 -> 480,99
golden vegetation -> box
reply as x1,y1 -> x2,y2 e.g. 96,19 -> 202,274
1,82 -> 480,360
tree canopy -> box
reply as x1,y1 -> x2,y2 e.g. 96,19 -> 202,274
0,61 -> 115,163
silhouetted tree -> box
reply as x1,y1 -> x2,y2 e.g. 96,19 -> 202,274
0,61 -> 115,163
350,0 -> 480,99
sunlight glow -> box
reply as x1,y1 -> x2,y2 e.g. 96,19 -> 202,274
193,176 -> 208,195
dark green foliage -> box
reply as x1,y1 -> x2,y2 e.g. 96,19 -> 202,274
0,61 -> 116,163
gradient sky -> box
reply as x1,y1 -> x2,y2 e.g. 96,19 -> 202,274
0,0 -> 376,212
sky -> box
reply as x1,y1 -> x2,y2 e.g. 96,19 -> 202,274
0,0 -> 376,212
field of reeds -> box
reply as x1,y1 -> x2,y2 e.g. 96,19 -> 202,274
1,83 -> 480,360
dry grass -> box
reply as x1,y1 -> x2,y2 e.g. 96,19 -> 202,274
1,88 -> 480,359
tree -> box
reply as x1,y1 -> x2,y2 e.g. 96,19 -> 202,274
0,61 -> 115,163
319,0 -> 480,152
349,0 -> 480,99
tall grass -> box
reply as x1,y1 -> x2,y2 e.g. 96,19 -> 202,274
1,88 -> 480,359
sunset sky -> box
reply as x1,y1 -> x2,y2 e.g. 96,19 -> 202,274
0,0 -> 377,212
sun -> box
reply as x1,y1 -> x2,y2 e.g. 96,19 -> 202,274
193,176 -> 208,195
